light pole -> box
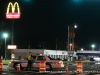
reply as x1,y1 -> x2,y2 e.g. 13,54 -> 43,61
3,33 -> 8,60
91,44 -> 95,50
70,43 -> 72,50
56,39 -> 57,59
56,39 -> 57,50
12,20 -> 14,45
67,23 -> 77,61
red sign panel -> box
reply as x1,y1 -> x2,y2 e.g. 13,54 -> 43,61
6,12 -> 20,19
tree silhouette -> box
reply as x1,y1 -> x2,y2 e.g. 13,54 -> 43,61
0,21 -> 6,58
0,21 -> 6,46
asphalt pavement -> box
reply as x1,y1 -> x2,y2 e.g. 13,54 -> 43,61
1,72 -> 100,75
1,64 -> 100,75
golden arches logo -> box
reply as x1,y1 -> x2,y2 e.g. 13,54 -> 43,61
6,2 -> 20,14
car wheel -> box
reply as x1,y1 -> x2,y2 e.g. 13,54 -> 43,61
14,64 -> 18,70
14,64 -> 24,70
46,64 -> 52,71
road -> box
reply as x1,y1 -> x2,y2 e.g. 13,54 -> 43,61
0,72 -> 100,75
1,64 -> 100,75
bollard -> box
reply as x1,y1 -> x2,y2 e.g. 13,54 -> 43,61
17,64 -> 20,71
39,61 -> 46,72
65,65 -> 68,74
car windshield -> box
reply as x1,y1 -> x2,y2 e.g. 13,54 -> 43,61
47,56 -> 54,60
33,56 -> 36,60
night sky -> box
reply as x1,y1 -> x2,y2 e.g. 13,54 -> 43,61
0,0 -> 100,50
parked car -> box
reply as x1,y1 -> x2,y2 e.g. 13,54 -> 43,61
8,54 -> 65,71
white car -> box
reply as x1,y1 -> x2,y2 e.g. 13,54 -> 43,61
8,55 -> 65,71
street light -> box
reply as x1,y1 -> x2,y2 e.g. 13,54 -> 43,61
70,43 -> 72,50
91,44 -> 95,50
68,23 -> 77,51
67,23 -> 77,61
3,33 -> 8,59
74,25 -> 77,28
81,48 -> 84,51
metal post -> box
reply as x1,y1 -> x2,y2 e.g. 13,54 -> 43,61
12,20 -> 14,45
56,39 -> 57,59
92,47 -> 94,51
70,44 -> 71,51
28,45 -> 30,49
68,26 -> 69,51
67,26 -> 69,62
5,38 -> 6,60
56,39 -> 57,50
67,23 -> 77,62
72,38 -> 74,50
70,38 -> 71,50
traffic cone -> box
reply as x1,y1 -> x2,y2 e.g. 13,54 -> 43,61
76,61 -> 83,74
65,65 -> 68,74
0,60 -> 3,71
17,64 -> 20,71
39,61 -> 46,73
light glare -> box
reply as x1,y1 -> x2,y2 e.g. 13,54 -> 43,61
74,25 -> 77,28
3,33 -> 8,38
91,44 -> 95,48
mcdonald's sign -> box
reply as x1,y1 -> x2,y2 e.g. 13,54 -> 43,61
6,2 -> 21,19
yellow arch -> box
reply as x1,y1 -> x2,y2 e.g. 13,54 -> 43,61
6,2 -> 20,14
6,2 -> 13,14
14,2 -> 20,14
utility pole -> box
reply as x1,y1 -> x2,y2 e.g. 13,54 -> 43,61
56,39 -> 57,50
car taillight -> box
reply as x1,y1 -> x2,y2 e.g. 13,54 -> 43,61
58,62 -> 61,64
58,61 -> 62,64
54,61 -> 63,64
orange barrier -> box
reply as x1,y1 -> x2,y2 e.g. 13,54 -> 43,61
76,61 -> 83,74
0,59 -> 3,71
17,64 -> 20,71
39,61 -> 46,72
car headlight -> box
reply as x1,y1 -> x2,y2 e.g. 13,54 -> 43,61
9,62 -> 11,64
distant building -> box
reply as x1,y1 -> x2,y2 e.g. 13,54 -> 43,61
76,50 -> 100,61
11,49 -> 77,60
76,50 -> 100,56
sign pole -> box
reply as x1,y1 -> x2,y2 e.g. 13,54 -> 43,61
6,2 -> 21,45
12,19 -> 14,45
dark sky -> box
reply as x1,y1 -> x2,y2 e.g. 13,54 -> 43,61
0,0 -> 100,50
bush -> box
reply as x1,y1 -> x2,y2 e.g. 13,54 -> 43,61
6,49 -> 11,60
